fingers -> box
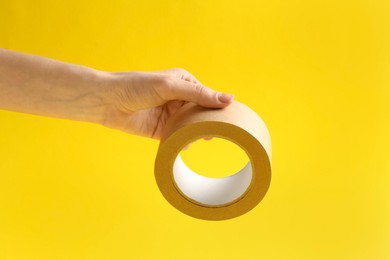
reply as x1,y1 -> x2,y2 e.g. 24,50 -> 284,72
155,68 -> 201,85
159,77 -> 234,108
182,143 -> 191,150
153,68 -> 234,108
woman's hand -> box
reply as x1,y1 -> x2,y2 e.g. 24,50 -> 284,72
98,68 -> 234,139
0,49 -> 233,139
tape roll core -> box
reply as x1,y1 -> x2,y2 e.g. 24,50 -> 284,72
173,152 -> 252,206
154,101 -> 271,220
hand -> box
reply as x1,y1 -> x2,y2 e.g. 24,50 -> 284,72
99,68 -> 234,139
0,49 -> 233,139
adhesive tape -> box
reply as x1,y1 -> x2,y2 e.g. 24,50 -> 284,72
154,100 -> 272,220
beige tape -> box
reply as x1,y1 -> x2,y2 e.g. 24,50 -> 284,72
154,101 -> 272,220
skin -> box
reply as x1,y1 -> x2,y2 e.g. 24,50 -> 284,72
0,49 -> 234,139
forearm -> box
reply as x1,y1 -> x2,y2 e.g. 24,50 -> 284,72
0,48 -> 108,123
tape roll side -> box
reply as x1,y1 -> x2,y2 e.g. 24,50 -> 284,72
154,101 -> 272,220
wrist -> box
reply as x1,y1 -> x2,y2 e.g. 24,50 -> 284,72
79,69 -> 115,125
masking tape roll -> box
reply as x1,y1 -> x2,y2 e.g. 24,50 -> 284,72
154,100 -> 272,220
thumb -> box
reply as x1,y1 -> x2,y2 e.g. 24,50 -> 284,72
164,78 -> 234,108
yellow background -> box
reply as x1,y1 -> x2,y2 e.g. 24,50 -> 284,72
1,0 -> 389,259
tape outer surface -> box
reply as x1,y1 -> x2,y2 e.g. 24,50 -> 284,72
154,101 -> 271,220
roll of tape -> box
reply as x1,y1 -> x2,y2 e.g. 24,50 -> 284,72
154,100 -> 272,220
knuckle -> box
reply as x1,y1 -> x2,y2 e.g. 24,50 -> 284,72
174,68 -> 191,79
173,67 -> 188,73
195,84 -> 206,96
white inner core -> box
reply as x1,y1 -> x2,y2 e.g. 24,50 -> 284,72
173,155 -> 252,206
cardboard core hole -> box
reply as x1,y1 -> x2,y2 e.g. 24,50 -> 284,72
173,138 -> 252,206
179,138 -> 248,178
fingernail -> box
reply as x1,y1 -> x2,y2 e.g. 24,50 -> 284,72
182,143 -> 191,151
218,93 -> 234,103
